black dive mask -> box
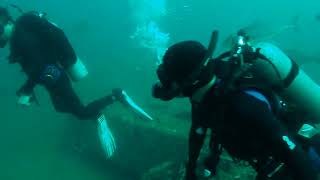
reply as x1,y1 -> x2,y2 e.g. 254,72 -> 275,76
153,60 -> 216,101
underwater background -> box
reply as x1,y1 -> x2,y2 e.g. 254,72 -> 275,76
0,0 -> 320,179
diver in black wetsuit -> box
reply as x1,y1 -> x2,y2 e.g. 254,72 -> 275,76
152,39 -> 320,180
0,7 -> 126,157
0,7 -> 124,120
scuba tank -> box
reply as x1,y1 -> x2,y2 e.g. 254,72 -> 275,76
216,29 -> 320,123
255,41 -> 320,121
67,57 -> 88,82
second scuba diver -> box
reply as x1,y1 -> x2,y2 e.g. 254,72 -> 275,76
0,6 -> 154,159
152,30 -> 320,180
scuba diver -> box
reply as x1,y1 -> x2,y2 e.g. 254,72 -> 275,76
152,30 -> 320,180
0,6 -> 153,159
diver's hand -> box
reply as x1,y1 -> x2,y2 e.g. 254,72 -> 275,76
97,114 -> 116,158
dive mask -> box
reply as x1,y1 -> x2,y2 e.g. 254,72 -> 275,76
153,30 -> 219,100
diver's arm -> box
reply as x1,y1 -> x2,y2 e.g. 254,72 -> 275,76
186,123 -> 207,179
186,106 -> 208,178
188,124 -> 207,166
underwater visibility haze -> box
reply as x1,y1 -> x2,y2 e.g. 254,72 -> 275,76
1,0 -> 320,179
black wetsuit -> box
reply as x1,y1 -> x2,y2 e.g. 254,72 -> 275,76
8,13 -> 116,120
186,84 -> 318,180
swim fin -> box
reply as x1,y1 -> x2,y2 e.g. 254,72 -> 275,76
121,90 -> 154,121
97,114 -> 116,158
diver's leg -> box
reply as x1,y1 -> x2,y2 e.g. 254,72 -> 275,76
47,73 -> 84,115
47,73 -> 91,119
47,73 -> 117,120
186,126 -> 207,180
83,95 -> 117,118
47,74 -> 117,157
